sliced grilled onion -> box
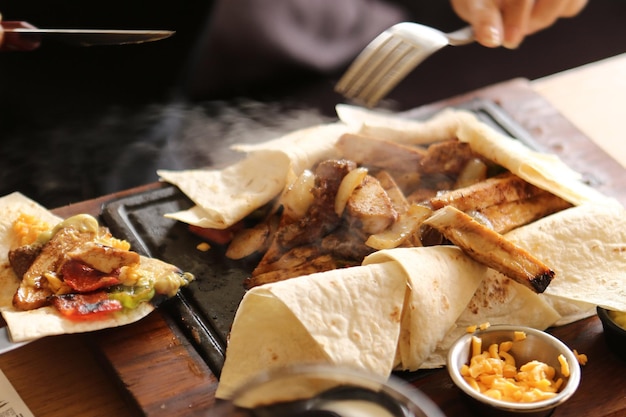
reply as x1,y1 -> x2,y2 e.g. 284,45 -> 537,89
365,204 -> 433,250
281,170 -> 316,219
455,158 -> 488,188
334,167 -> 368,217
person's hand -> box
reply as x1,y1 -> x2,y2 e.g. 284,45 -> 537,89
0,19 -> 41,51
0,13 -> 4,47
450,0 -> 588,49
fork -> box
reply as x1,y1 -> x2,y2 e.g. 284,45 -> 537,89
335,23 -> 474,108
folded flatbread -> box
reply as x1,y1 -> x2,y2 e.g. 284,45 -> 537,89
421,267 -> 562,368
363,246 -> 485,371
216,261 -> 407,399
158,123 -> 348,229
0,192 -> 191,342
336,104 -> 612,207
508,203 -> 626,315
216,248 -> 488,404
335,104 -> 463,145
0,193 -> 62,317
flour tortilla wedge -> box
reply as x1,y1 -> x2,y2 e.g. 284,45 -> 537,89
504,203 -> 626,316
422,202 -> 626,364
420,203 -> 626,366
455,115 -> 612,206
421,268 -> 561,368
363,246 -> 485,371
0,193 -> 61,311
158,150 -> 292,229
335,104 -> 464,145
0,192 -> 161,342
216,261 -> 406,400
159,123 -> 348,229
2,302 -> 154,342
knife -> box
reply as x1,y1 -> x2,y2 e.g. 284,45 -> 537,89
1,21 -> 174,49
0,327 -> 30,355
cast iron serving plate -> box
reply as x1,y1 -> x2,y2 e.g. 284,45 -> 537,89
101,99 -> 543,375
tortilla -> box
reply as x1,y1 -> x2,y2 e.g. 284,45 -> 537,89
418,203 -> 626,366
0,193 -> 62,311
158,150 -> 291,229
363,246 -> 485,371
421,268 -> 562,368
335,104 -> 465,145
336,104 -> 612,207
2,302 -> 154,342
158,123 -> 348,229
0,192 -> 183,342
216,261 -> 407,399
504,203 -> 626,314
455,115 -> 612,206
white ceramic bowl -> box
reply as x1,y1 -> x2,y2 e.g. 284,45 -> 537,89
447,325 -> 580,417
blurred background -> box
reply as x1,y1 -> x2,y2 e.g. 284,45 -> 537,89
1,0 -> 625,208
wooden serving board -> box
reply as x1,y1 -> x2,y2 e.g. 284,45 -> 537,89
71,78 -> 626,417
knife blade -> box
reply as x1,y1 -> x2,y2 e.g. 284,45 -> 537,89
0,327 -> 30,355
1,21 -> 174,48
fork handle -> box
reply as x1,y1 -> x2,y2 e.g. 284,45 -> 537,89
446,26 -> 474,46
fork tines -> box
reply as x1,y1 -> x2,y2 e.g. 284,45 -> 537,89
335,30 -> 426,108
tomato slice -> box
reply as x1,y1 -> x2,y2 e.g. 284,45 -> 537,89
188,222 -> 244,245
52,292 -> 123,321
61,260 -> 121,292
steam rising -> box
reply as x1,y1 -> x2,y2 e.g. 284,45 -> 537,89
2,100 -> 333,207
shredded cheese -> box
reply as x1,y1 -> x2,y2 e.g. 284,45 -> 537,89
461,333 -> 570,403
196,242 -> 211,252
12,213 -> 50,246
573,349 -> 588,366
467,322 -> 491,333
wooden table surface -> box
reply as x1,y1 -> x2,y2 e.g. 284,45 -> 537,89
2,54 -> 626,417
532,52 -> 626,168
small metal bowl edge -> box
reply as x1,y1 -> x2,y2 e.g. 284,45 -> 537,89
447,325 -> 581,416
597,306 -> 626,362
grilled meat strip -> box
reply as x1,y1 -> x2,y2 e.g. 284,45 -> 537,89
11,228 -> 142,311
320,226 -> 375,261
423,205 -> 554,293
246,246 -> 342,289
68,241 -> 139,274
9,243 -> 43,279
374,170 -> 410,215
419,140 -> 484,176
429,172 -> 544,212
336,133 -> 426,173
255,159 -> 355,268
344,174 -> 398,235
13,228 -> 95,310
476,192 -> 573,234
